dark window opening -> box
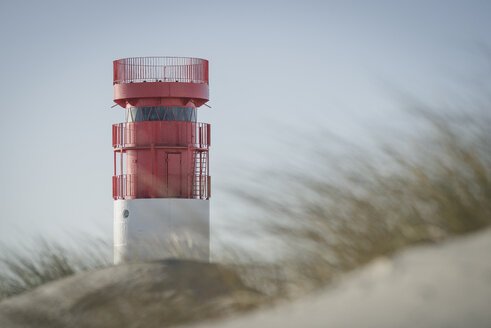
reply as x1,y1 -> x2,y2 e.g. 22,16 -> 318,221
127,107 -> 197,122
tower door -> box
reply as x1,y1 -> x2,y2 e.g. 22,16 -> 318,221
167,153 -> 182,197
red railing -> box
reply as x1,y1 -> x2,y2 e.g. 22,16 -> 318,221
112,174 -> 210,200
113,174 -> 137,200
112,122 -> 210,149
193,175 -> 211,200
113,57 -> 209,85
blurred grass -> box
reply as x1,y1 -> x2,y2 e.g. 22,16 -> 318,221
226,109 -> 491,296
0,107 -> 490,326
0,239 -> 111,300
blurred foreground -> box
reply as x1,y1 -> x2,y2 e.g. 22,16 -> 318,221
196,227 -> 491,328
0,107 -> 490,326
0,228 -> 490,327
0,260 -> 264,328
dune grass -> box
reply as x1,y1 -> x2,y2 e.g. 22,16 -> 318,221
0,239 -> 111,300
0,106 -> 490,325
220,108 -> 491,297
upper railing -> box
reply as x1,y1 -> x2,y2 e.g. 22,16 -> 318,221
112,121 -> 210,149
113,57 -> 209,85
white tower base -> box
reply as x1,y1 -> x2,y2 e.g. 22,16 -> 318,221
114,198 -> 209,264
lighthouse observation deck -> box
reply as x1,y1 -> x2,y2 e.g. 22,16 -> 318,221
112,57 -> 209,108
113,57 -> 209,84
112,57 -> 211,201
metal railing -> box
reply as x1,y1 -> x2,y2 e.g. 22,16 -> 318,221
192,175 -> 211,200
113,57 -> 209,84
193,149 -> 210,200
112,121 -> 210,149
113,174 -> 137,200
112,174 -> 210,200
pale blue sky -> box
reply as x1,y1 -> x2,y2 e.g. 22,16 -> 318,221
0,0 -> 490,246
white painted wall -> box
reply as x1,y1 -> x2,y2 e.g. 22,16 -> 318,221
114,199 -> 209,264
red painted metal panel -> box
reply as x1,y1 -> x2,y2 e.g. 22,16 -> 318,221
112,176 -> 117,199
167,153 -> 181,197
113,82 -> 209,108
112,125 -> 117,147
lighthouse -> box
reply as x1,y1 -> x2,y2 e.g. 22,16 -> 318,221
111,57 -> 211,264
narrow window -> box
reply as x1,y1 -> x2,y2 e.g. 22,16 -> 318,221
141,107 -> 151,120
156,107 -> 166,121
148,107 -> 159,121
164,107 -> 174,121
134,108 -> 144,121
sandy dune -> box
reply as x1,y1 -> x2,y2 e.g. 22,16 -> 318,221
1,229 -> 490,328
193,228 -> 491,328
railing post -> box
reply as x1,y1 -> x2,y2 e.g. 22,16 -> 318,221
121,123 -> 124,148
112,125 -> 116,147
113,61 -> 117,84
199,126 -> 202,148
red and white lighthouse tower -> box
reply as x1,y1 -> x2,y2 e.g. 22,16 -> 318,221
111,57 -> 211,264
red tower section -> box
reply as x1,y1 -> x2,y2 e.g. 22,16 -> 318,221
112,57 -> 210,200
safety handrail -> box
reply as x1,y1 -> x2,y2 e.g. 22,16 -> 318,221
112,174 -> 210,200
113,57 -> 209,85
112,121 -> 210,149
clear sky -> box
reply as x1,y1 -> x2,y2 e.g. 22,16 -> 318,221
0,0 -> 490,246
